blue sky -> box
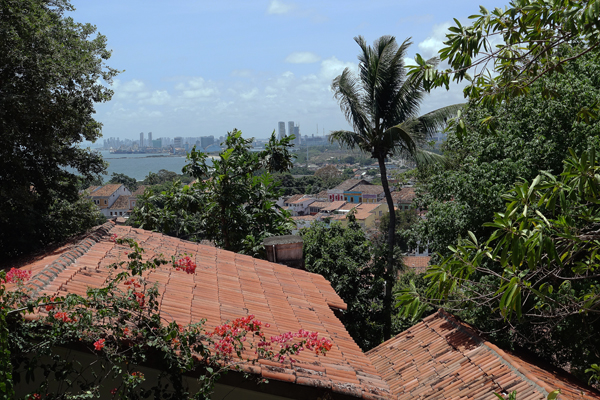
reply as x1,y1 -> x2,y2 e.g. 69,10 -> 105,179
72,0 -> 501,141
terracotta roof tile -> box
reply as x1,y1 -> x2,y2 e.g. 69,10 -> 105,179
402,256 -> 430,274
90,184 -> 123,197
355,184 -> 384,195
131,185 -> 147,196
391,187 -> 416,203
10,222 -> 391,398
366,310 -> 600,400
109,195 -> 131,210
333,179 -> 371,192
321,201 -> 348,212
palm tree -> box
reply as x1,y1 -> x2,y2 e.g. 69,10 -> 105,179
330,35 -> 461,340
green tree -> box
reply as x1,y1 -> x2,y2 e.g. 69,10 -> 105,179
409,0 -> 600,109
330,35 -> 461,339
302,219 -> 386,350
397,149 -> 600,383
131,130 -> 295,257
409,51 -> 600,257
109,172 -> 138,192
0,0 -> 117,258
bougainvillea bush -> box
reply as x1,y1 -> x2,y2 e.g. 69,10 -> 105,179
0,238 -> 332,400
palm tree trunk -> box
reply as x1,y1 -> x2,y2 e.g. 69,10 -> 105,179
377,155 -> 395,341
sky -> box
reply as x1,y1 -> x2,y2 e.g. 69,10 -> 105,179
71,0 -> 502,141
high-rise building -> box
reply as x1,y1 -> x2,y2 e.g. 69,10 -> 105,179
294,126 -> 300,145
148,132 -> 152,147
278,121 -> 286,139
288,121 -> 294,139
139,132 -> 144,147
174,136 -> 183,148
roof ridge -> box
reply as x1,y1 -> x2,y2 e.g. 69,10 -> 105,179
26,222 -> 114,297
435,310 -> 551,397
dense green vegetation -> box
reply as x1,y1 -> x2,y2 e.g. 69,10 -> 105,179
130,131 -> 295,257
0,0 -> 116,259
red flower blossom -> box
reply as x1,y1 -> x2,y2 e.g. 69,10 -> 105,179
173,256 -> 197,274
1,268 -> 32,284
93,338 -> 105,351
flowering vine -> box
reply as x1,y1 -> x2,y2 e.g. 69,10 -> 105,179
0,236 -> 332,399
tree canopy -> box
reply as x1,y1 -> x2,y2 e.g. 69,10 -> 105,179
130,130 -> 295,257
409,50 -> 600,257
0,0 -> 117,258
409,0 -> 600,109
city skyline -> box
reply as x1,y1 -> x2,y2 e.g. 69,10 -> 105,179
71,0 -> 499,141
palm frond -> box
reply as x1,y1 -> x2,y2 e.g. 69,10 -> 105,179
329,130 -> 371,153
415,103 -> 465,138
331,68 -> 370,135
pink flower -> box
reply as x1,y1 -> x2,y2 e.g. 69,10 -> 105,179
110,388 -> 118,395
1,268 -> 32,284
93,338 -> 105,351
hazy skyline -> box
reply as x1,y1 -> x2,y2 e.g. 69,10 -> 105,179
73,0 -> 500,141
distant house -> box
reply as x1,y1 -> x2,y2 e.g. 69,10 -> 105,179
129,185 -> 147,210
335,203 -> 387,230
107,195 -> 131,218
327,179 -> 371,202
86,184 -> 132,217
307,201 -> 330,215
354,184 -> 385,203
367,310 -> 599,399
391,187 -> 416,210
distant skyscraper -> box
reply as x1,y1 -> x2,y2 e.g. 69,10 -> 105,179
148,132 -> 152,147
294,126 -> 300,145
288,121 -> 294,139
139,132 -> 144,147
174,136 -> 183,148
278,122 -> 286,139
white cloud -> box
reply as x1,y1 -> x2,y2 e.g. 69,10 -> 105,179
231,69 -> 253,78
120,79 -> 146,93
418,22 -> 452,59
319,57 -> 358,81
285,52 -> 321,64
267,0 -> 295,15
240,88 -> 259,100
175,77 -> 219,99
142,90 -> 172,105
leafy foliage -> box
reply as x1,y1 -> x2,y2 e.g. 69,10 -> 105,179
409,0 -> 600,109
302,219 -> 386,350
108,173 -> 138,192
410,52 -> 600,257
130,130 -> 295,257
0,0 -> 117,258
397,149 -> 600,383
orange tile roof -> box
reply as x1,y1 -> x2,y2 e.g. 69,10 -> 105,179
310,201 -> 331,209
355,184 -> 384,195
90,184 -> 123,197
391,187 -> 415,203
321,201 -> 348,212
284,194 -> 304,204
333,179 -> 371,192
109,195 -> 131,210
366,310 -> 600,400
401,256 -> 430,273
12,223 -> 391,399
131,185 -> 147,196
